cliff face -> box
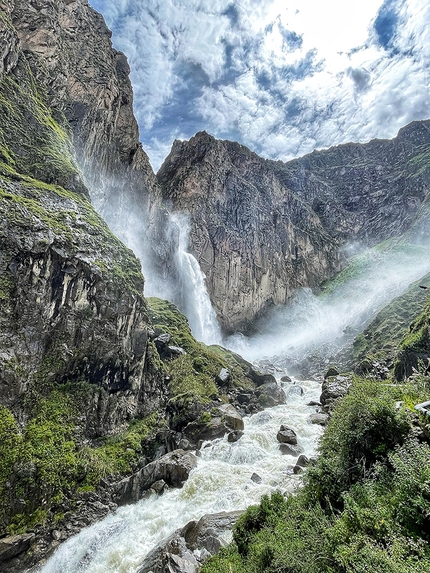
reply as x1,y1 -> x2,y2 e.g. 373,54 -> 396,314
158,124 -> 430,332
158,132 -> 341,333
8,0 -> 172,278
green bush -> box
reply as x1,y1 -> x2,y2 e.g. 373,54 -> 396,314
307,379 -> 410,505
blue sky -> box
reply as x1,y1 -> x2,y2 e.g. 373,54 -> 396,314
90,0 -> 430,171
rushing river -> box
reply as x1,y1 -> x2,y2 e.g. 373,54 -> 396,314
36,377 -> 323,573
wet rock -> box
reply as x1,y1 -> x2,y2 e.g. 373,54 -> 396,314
114,450 -> 197,504
293,465 -> 303,475
257,382 -> 286,407
280,375 -> 292,382
137,511 -> 242,573
279,443 -> 304,456
227,430 -> 244,443
307,400 -> 321,406
296,455 -> 309,468
276,425 -> 297,445
217,404 -> 244,431
309,413 -> 329,426
287,385 -> 304,398
251,473 -> 262,484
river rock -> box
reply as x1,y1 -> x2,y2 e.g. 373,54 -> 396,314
137,511 -> 243,573
217,404 -> 244,431
279,443 -> 304,456
251,473 -> 262,484
320,375 -> 351,413
296,455 -> 309,468
287,385 -> 304,398
309,413 -> 329,426
281,375 -> 292,382
181,404 -> 244,448
227,430 -> 244,443
276,425 -> 297,445
257,382 -> 286,407
114,450 -> 197,504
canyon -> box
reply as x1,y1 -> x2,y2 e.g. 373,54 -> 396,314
0,1 -> 430,572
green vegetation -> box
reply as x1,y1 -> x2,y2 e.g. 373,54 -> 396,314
148,298 -> 253,403
394,299 -> 430,380
0,383 -> 159,535
0,51 -> 81,189
202,376 -> 430,573
352,273 -> 430,367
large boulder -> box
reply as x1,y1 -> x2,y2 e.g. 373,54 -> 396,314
257,382 -> 286,407
276,425 -> 297,445
320,375 -> 351,413
182,404 -> 244,448
137,511 -> 243,573
114,450 -> 197,504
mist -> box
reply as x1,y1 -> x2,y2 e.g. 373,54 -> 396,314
225,240 -> 430,374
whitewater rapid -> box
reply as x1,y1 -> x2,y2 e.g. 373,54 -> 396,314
37,377 -> 323,573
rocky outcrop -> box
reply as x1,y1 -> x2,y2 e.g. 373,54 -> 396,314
158,132 -> 341,332
8,0 -> 173,284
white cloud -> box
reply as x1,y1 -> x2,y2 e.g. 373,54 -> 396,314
89,0 -> 430,171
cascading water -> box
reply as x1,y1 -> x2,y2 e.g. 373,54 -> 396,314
36,378 -> 323,573
171,214 -> 222,346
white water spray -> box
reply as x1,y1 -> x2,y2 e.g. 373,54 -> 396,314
172,214 -> 222,345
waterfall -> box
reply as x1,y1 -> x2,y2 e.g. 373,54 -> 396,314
172,214 -> 222,346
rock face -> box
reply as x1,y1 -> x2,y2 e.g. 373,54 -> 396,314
158,132 -> 341,332
158,124 -> 430,332
8,0 -> 173,285
137,511 -> 243,573
115,450 -> 198,505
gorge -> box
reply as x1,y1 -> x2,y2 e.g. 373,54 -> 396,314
1,1 -> 430,573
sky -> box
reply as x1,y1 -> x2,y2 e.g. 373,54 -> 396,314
89,0 -> 430,171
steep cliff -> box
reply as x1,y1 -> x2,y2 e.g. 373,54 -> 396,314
158,132 -> 341,333
8,0 -> 173,283
158,124 -> 430,332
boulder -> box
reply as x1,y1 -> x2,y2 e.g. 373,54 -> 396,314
309,413 -> 328,426
227,430 -> 243,443
280,375 -> 292,383
320,375 -> 351,413
251,473 -> 262,484
287,385 -> 304,398
296,455 -> 309,468
324,366 -> 340,379
257,382 -> 286,407
137,511 -> 242,573
216,368 -> 231,386
217,404 -> 244,431
0,533 -> 35,562
276,425 -> 297,445
114,450 -> 197,504
279,443 -> 303,456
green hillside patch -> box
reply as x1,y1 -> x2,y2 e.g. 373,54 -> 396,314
147,298 -> 254,415
352,273 -> 430,366
394,299 -> 430,380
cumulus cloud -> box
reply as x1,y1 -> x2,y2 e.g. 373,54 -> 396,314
90,0 -> 430,170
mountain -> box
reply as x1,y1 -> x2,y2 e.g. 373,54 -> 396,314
157,123 -> 430,332
1,0 -> 430,571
